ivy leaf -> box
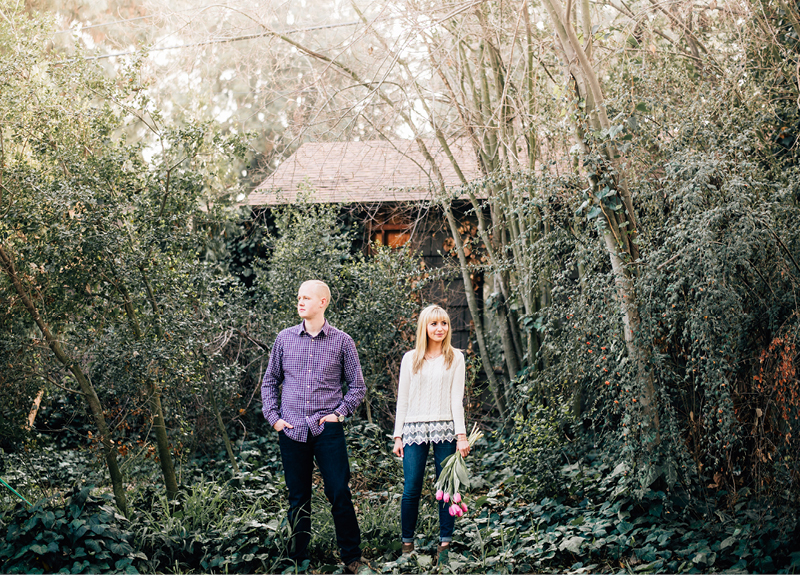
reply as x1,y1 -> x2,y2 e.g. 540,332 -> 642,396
597,186 -> 614,199
559,536 -> 585,554
617,521 -> 634,534
42,511 -> 55,529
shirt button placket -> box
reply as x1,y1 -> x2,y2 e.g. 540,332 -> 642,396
306,339 -> 312,406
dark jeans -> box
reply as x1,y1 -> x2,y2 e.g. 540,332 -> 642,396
278,423 -> 361,564
401,440 -> 457,543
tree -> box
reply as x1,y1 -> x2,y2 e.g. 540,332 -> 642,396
0,2 -> 248,508
249,201 -> 419,424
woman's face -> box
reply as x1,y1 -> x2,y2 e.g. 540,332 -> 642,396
426,317 -> 449,344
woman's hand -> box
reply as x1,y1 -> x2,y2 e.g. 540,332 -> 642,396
457,435 -> 470,457
392,437 -> 404,458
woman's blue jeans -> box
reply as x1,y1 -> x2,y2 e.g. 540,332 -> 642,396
401,440 -> 457,543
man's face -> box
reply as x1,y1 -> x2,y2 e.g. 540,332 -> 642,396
297,283 -> 326,320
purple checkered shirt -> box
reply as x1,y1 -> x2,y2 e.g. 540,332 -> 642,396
261,320 -> 366,442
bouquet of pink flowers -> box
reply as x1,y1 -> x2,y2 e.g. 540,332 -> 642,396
434,423 -> 484,517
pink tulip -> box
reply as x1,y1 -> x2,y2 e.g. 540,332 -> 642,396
435,490 -> 443,501
448,505 -> 456,516
461,503 -> 468,513
443,492 -> 450,503
453,493 -> 462,503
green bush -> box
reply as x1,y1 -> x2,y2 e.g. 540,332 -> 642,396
250,201 -> 419,426
0,486 -> 144,574
128,476 -> 289,574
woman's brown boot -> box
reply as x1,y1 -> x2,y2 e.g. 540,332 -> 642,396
401,542 -> 414,555
436,543 -> 450,565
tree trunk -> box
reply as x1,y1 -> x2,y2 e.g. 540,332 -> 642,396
442,204 -> 506,418
206,371 -> 240,475
541,0 -> 659,442
118,272 -> 180,498
495,278 -> 521,381
26,388 -> 45,429
0,244 -> 129,514
148,379 -> 179,498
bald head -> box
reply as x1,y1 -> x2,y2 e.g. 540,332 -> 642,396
300,280 -> 331,305
297,280 -> 331,326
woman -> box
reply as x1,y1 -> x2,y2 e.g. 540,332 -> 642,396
392,304 -> 470,562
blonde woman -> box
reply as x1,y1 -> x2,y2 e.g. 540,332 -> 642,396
392,304 -> 470,561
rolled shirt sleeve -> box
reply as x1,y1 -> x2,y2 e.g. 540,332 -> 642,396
261,335 -> 285,428
335,334 -> 366,417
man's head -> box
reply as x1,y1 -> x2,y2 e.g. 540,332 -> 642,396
297,280 -> 331,321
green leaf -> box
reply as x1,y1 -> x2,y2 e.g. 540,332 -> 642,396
108,541 -> 134,555
42,511 -> 55,530
597,186 -> 614,199
635,102 -> 649,113
587,206 -> 602,220
455,460 -> 470,489
617,521 -> 634,534
559,536 -> 585,554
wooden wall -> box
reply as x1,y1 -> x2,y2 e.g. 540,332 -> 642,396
362,201 -> 481,352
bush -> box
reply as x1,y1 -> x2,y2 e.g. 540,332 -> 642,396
0,486 -> 144,574
250,201 -> 419,427
128,475 -> 289,574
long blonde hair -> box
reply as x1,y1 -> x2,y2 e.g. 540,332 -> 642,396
412,304 -> 455,374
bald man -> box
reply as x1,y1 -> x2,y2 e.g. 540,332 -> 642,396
261,280 -> 371,573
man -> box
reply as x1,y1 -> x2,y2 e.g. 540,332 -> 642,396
261,280 -> 371,574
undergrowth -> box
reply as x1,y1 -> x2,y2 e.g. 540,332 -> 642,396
3,422 -> 800,573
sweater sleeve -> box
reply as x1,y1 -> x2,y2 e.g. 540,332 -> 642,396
393,352 -> 413,438
450,351 -> 467,436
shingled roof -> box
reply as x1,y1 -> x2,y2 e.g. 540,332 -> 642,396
247,139 -> 482,206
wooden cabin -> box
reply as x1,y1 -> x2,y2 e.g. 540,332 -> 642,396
247,139 -> 484,349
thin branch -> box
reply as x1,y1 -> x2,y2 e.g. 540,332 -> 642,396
234,328 -> 271,351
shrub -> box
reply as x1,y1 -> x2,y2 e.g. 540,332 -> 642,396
250,201 -> 419,426
0,486 -> 144,574
128,468 -> 288,573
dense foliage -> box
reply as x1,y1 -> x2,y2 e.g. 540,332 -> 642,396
4,0 -> 800,573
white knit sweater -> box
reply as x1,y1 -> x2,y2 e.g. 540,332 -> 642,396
393,348 -> 466,438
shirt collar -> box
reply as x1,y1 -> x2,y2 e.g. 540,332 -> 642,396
295,319 -> 331,337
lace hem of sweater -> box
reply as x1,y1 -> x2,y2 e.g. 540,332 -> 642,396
402,420 -> 456,446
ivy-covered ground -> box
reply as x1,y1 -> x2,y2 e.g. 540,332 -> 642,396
2,421 -> 800,574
